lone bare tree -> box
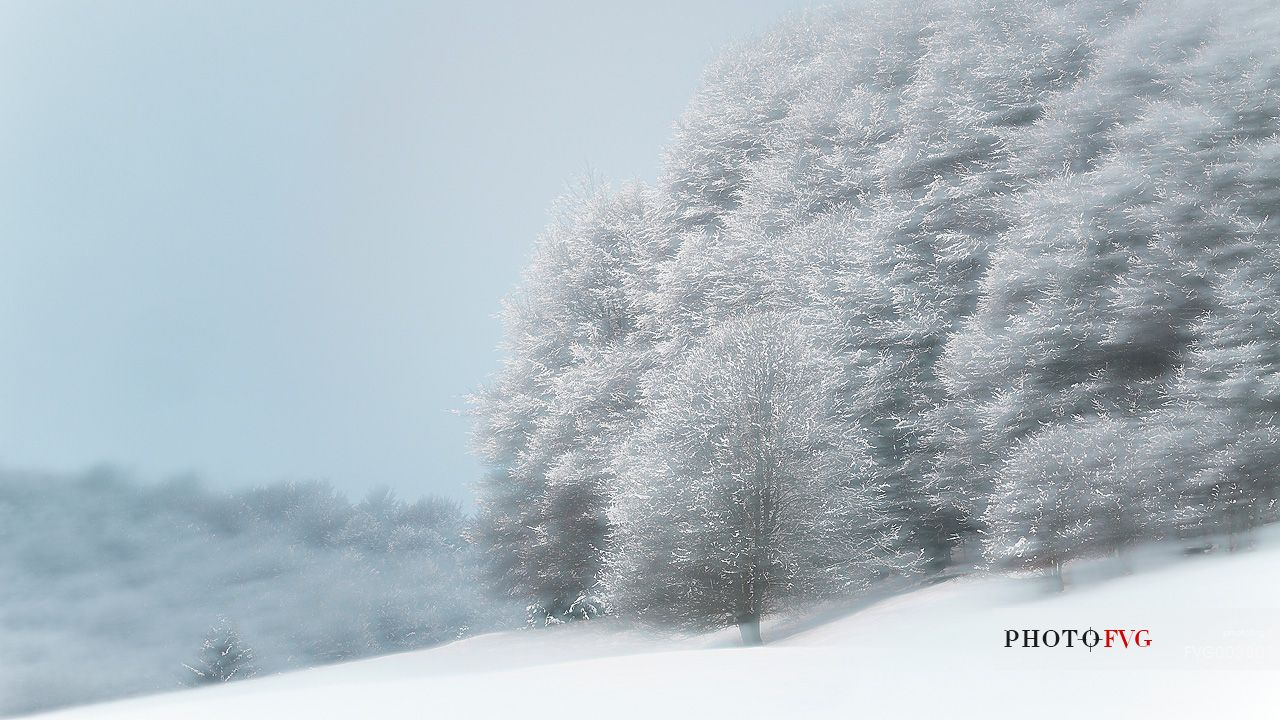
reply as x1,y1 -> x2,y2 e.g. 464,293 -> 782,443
606,313 -> 897,644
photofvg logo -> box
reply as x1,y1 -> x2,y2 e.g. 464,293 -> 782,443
1004,628 -> 1151,651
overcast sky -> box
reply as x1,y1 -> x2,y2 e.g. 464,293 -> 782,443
0,0 -> 816,503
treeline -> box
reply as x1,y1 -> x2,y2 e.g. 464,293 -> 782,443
472,0 -> 1280,638
0,468 -> 510,716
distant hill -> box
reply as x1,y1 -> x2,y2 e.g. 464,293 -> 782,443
0,469 -> 510,716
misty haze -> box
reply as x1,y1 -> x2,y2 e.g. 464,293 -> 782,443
4,0 -> 1280,718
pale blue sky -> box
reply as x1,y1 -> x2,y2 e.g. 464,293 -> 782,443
0,0 -> 815,502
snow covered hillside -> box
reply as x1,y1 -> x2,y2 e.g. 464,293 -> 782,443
33,537 -> 1280,719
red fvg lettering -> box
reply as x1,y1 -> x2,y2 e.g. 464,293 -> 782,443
1104,629 -> 1152,648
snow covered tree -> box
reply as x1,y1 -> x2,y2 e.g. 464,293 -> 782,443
937,0 -> 1279,544
652,0 -> 1147,570
471,183 -> 667,620
184,616 -> 258,686
1167,266 -> 1280,544
606,313 -> 904,644
478,0 -> 1280,617
983,416 -> 1158,589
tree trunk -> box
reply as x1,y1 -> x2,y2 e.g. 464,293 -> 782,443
1048,563 -> 1065,593
737,562 -> 764,646
738,614 -> 763,646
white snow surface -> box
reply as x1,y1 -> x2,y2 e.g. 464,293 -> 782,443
32,538 -> 1280,719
